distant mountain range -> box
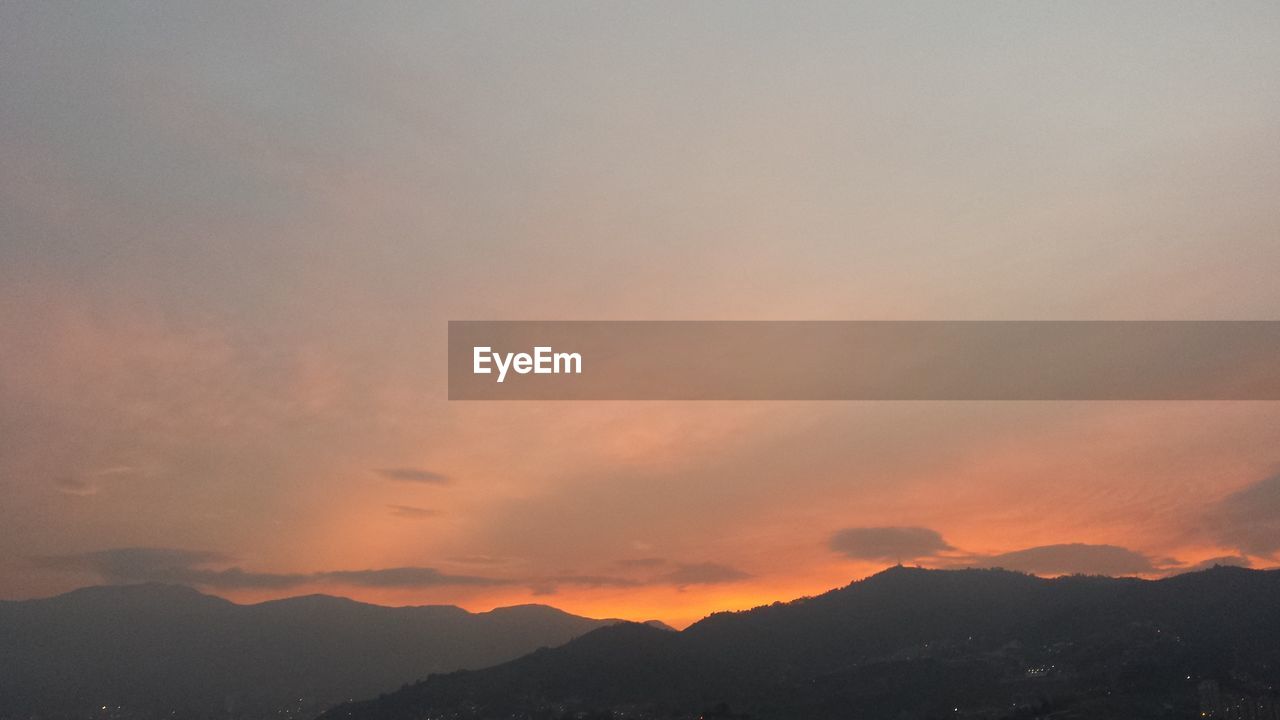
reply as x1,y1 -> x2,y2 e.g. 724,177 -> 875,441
0,584 -> 661,719
321,566 -> 1280,720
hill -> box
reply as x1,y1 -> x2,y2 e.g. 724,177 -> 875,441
0,584 -> 633,719
321,566 -> 1280,720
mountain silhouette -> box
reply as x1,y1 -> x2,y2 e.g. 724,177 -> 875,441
321,566 -> 1280,720
0,584 -> 645,719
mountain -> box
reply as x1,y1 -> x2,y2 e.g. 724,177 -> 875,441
0,584 -> 637,720
322,566 -> 1280,720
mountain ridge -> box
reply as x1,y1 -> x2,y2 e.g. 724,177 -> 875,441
321,565 -> 1280,720
0,583 -> 642,719
7,582 -> 594,615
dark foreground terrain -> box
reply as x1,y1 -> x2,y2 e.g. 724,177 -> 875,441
322,566 -> 1280,720
0,585 -> 639,720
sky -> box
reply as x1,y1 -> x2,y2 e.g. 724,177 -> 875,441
2,2 -> 1280,628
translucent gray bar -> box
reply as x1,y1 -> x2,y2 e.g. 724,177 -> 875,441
448,321 -> 1280,400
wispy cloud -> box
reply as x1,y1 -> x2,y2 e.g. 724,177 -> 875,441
829,527 -> 1178,577
529,574 -> 644,596
35,548 -> 241,584
1205,473 -> 1280,557
34,547 -> 750,595
318,567 -> 501,588
1177,555 -> 1253,573
52,466 -> 138,497
616,557 -> 667,568
374,468 -> 450,484
388,504 -> 438,519
941,543 -> 1160,576
661,562 -> 751,588
53,475 -> 98,497
34,548 -> 497,590
447,555 -> 511,566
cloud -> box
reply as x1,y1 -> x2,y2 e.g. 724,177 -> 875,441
829,526 -> 954,562
52,466 -> 140,497
528,564 -> 750,595
1178,555 -> 1252,573
1206,473 -> 1280,557
318,567 -> 502,588
374,467 -> 449,484
828,526 -> 1162,577
616,557 -> 667,568
33,547 -> 311,589
190,566 -> 313,589
37,547 -> 751,597
53,475 -> 98,496
530,574 -> 645,595
660,562 -> 751,588
35,548 -> 503,590
388,504 -> 438,519
947,543 -> 1158,576
35,547 -> 236,583
447,555 -> 510,566
549,574 -> 643,588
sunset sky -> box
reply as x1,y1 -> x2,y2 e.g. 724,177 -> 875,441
3,2 -> 1280,628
